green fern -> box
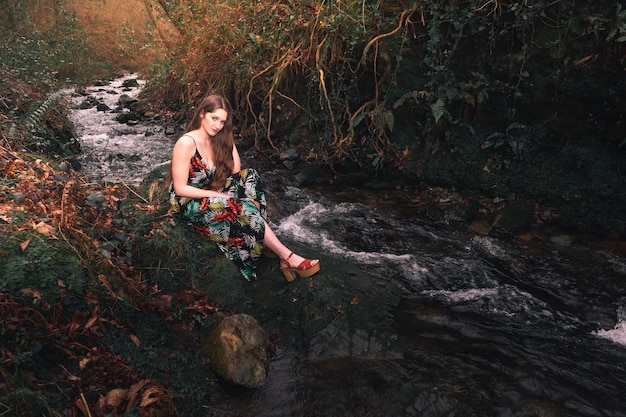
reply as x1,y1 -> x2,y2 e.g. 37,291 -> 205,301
8,91 -> 66,142
393,90 -> 429,109
430,98 -> 446,123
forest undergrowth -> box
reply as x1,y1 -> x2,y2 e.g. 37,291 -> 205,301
0,147 -> 195,416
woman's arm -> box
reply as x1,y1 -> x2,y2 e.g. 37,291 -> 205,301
232,143 -> 241,173
171,136 -> 231,199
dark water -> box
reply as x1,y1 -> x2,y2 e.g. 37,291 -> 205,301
203,192 -> 626,417
69,75 -> 626,417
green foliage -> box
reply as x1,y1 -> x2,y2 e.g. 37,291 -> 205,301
0,387 -> 63,417
0,2 -> 93,86
0,232 -> 89,305
7,90 -> 66,144
145,0 -> 624,176
0,1 -> 91,157
587,3 -> 626,43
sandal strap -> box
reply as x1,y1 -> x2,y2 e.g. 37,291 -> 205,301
280,252 -> 295,269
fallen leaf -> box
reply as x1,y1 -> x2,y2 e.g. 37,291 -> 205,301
69,312 -> 88,333
79,357 -> 90,369
86,291 -> 99,305
83,306 -> 106,334
101,388 -> 129,408
20,239 -> 30,251
19,288 -> 42,305
75,397 -> 88,416
128,334 -> 141,346
98,274 -> 124,300
125,380 -> 151,413
140,386 -> 163,407
34,221 -> 56,235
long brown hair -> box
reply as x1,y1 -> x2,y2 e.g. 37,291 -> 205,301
184,94 -> 234,190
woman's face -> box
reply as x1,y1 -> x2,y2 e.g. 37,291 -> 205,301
202,109 -> 228,137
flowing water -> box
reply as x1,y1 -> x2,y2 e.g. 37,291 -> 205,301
279,202 -> 626,417
66,74 -> 173,184
68,75 -> 626,417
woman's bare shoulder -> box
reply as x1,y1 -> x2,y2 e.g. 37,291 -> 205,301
173,134 -> 197,150
176,133 -> 196,144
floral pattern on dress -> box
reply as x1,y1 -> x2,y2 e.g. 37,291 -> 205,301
169,150 -> 267,281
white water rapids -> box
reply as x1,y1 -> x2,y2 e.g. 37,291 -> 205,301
66,73 -> 173,185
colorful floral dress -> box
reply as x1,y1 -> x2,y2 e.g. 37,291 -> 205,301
169,148 -> 267,281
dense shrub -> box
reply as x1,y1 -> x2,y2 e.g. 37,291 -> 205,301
143,0 -> 625,173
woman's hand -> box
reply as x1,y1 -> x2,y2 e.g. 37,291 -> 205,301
217,192 -> 234,199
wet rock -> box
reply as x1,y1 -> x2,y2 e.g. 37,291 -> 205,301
445,197 -> 482,222
111,127 -> 139,136
117,94 -> 138,109
280,148 -> 299,169
78,97 -> 99,109
96,102 -> 110,112
280,148 -> 299,161
106,153 -> 140,163
12,192 -> 25,203
115,111 -> 138,124
408,390 -> 469,417
550,234 -> 573,247
121,78 -> 140,88
86,191 -> 106,206
308,323 -> 393,359
206,313 -> 269,388
294,163 -> 326,186
492,199 -> 535,234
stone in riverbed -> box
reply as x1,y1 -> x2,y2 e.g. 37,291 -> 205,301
205,313 -> 269,388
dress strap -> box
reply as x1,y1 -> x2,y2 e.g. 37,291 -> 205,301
181,134 -> 196,146
181,134 -> 200,157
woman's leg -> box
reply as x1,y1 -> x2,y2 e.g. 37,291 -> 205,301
263,222 -> 319,268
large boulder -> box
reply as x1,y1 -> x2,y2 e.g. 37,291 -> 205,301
205,313 -> 269,388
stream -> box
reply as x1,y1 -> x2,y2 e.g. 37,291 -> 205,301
67,75 -> 626,417
66,74 -> 173,185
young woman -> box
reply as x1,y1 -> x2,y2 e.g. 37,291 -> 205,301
169,94 -> 320,282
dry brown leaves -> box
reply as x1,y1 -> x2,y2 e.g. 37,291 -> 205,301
0,148 -> 149,303
72,349 -> 178,417
1,148 -> 185,416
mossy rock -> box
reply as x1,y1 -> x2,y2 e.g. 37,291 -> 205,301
492,200 -> 535,234
206,313 -> 269,388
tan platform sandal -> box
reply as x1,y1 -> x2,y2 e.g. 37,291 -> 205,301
280,252 -> 320,282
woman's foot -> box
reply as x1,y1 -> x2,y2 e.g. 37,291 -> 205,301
280,252 -> 320,282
